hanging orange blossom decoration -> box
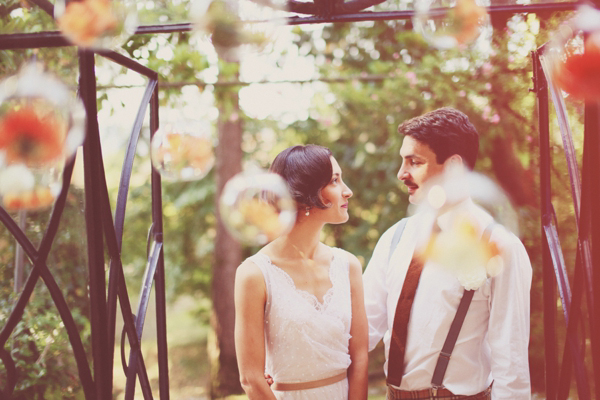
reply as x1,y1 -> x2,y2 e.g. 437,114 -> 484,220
56,0 -> 119,47
151,126 -> 215,182
551,31 -> 600,101
0,63 -> 84,211
417,214 -> 503,290
0,106 -> 67,166
449,0 -> 488,45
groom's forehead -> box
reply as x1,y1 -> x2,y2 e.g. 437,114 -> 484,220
399,136 -> 434,157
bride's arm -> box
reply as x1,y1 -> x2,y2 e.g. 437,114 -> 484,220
347,253 -> 369,400
234,260 -> 278,400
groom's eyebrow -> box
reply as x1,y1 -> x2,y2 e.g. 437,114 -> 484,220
404,155 -> 422,161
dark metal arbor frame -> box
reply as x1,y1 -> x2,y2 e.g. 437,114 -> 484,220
0,0 -> 594,398
532,43 -> 600,399
1,1 -> 166,397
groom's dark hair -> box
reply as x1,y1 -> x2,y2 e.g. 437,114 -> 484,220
398,107 -> 479,169
270,144 -> 333,210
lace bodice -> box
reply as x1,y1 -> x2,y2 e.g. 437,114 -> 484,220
249,247 -> 352,399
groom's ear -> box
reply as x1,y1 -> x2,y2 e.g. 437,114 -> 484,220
443,154 -> 463,169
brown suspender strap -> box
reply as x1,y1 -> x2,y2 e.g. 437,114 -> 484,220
386,258 -> 424,387
430,289 -> 474,388
431,222 -> 497,389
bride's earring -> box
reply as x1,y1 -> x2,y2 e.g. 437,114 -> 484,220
305,207 -> 310,216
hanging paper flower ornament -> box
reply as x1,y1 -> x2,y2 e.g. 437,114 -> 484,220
0,163 -> 62,211
0,63 -> 84,211
413,0 -> 490,49
0,105 -> 66,166
150,122 -> 215,182
0,63 -> 85,168
54,0 -> 138,49
545,5 -> 600,101
219,168 -> 296,246
191,0 -> 285,62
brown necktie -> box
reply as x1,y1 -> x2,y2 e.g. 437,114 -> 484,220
386,258 -> 424,387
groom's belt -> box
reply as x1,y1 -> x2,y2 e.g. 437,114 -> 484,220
272,371 -> 347,391
386,383 -> 492,399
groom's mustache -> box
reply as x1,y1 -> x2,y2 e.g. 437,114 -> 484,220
402,179 -> 418,189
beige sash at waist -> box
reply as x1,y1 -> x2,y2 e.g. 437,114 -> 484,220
272,371 -> 347,391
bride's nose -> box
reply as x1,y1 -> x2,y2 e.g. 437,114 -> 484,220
343,184 -> 352,199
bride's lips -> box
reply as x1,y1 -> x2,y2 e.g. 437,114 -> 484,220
341,203 -> 348,208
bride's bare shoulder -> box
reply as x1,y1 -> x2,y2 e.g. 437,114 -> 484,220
336,248 -> 362,272
236,257 -> 264,283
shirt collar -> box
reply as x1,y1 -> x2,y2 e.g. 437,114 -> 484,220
436,198 -> 492,232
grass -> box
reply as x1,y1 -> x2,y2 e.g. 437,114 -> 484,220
113,294 -> 212,399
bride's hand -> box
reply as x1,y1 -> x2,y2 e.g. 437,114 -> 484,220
264,373 -> 274,386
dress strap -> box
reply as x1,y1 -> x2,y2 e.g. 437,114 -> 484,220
331,247 -> 349,271
249,253 -> 273,316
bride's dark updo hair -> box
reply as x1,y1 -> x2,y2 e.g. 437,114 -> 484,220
269,145 -> 333,210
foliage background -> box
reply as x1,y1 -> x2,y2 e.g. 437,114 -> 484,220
0,0 -> 592,398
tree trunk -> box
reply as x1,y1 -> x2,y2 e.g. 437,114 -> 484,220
210,81 -> 244,398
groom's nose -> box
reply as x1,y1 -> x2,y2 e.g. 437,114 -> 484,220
397,164 -> 408,181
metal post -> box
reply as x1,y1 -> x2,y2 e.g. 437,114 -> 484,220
532,50 -> 558,400
13,210 -> 27,293
583,101 -> 600,399
79,49 -> 110,400
150,84 -> 170,400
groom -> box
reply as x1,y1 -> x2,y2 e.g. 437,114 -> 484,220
363,107 -> 532,399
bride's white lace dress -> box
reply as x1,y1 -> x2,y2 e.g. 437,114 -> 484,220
248,247 -> 352,400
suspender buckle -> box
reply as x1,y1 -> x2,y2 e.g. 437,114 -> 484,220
439,351 -> 451,360
430,385 -> 443,398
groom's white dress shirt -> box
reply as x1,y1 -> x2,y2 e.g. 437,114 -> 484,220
363,199 -> 532,399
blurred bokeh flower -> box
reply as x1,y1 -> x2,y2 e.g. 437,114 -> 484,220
413,0 -> 489,49
219,168 -> 296,245
57,0 -> 119,47
0,164 -> 59,211
449,0 -> 487,45
418,214 -> 502,290
151,129 -> 215,182
192,0 -> 279,61
0,105 -> 66,166
234,198 -> 282,243
551,31 -> 600,101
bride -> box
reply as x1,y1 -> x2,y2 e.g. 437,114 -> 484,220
234,144 -> 369,400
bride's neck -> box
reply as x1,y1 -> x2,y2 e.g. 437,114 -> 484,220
274,222 -> 322,260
